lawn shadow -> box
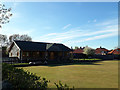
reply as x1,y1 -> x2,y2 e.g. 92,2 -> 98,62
13,60 -> 103,67
46,60 -> 102,67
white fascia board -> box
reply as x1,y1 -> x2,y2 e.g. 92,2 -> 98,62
13,41 -> 21,51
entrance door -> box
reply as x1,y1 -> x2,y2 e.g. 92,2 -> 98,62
50,52 -> 54,60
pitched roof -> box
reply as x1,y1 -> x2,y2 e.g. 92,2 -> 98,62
72,48 -> 84,54
12,40 -> 72,52
108,48 -> 120,54
47,43 -> 72,51
95,47 -> 109,54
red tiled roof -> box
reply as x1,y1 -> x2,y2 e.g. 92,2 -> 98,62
95,48 -> 109,54
108,48 -> 120,54
72,49 -> 83,54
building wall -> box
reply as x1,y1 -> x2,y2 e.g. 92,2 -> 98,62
9,44 -> 20,59
48,51 -> 70,60
21,51 -> 70,61
21,51 -> 46,61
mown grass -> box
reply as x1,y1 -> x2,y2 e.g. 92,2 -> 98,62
20,60 -> 118,88
73,58 -> 101,60
12,63 -> 29,65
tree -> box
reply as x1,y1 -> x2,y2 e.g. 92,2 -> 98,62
9,34 -> 20,43
20,34 -> 32,41
0,34 -> 8,47
71,46 -> 73,50
9,34 -> 32,44
0,3 -> 12,28
83,46 -> 95,56
75,46 -> 79,49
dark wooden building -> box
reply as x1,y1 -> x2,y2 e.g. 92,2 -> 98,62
8,41 -> 72,62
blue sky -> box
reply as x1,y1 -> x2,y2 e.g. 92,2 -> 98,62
0,2 -> 118,49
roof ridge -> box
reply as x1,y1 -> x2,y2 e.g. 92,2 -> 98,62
14,40 -> 52,44
14,40 -> 64,45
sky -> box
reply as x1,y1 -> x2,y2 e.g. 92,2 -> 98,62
0,2 -> 118,49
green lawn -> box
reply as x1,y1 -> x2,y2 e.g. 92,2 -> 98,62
20,60 -> 118,88
12,63 -> 29,65
73,58 -> 101,60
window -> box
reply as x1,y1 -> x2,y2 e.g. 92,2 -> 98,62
101,51 -> 104,53
27,52 -> 29,56
37,52 -> 39,54
22,52 -> 26,56
11,53 -> 12,56
17,52 -> 19,56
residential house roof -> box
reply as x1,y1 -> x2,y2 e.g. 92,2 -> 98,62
95,47 -> 109,55
9,40 -> 72,52
108,48 -> 120,55
72,48 -> 84,54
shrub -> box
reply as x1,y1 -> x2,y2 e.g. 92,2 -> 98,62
54,81 -> 74,90
2,63 -> 75,89
2,63 -> 49,89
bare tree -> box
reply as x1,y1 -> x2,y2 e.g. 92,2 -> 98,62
0,3 -> 12,28
9,34 -> 32,44
0,34 -> 8,47
71,46 -> 73,50
20,34 -> 32,41
75,46 -> 79,49
9,34 -> 20,43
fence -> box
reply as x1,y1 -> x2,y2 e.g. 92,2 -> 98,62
2,57 -> 19,64
93,55 -> 119,60
73,53 -> 120,60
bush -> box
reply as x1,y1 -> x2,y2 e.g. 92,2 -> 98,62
2,63 -> 49,89
54,81 -> 74,90
2,63 -> 75,89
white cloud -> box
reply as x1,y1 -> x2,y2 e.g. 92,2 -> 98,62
1,17 -> 117,46
88,19 -> 97,23
83,28 -> 117,36
62,24 -> 71,29
85,32 -> 117,41
36,18 -> 117,45
96,19 -> 117,26
33,18 -> 118,45
66,31 -> 117,44
35,23 -> 117,44
46,33 -> 57,36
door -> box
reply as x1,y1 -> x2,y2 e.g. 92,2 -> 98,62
50,52 -> 54,60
